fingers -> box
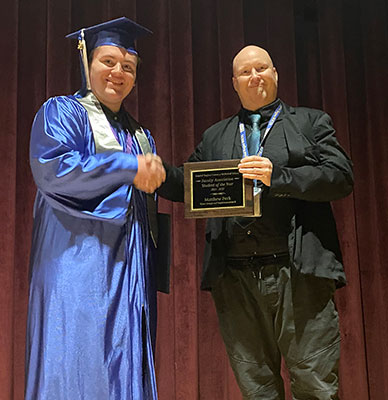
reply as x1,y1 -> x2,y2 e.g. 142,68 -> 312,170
239,155 -> 262,163
238,156 -> 272,171
239,155 -> 268,166
144,152 -> 162,164
148,154 -> 166,187
238,156 -> 273,186
133,154 -> 166,193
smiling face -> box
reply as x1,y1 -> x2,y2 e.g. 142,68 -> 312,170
232,46 -> 278,111
89,45 -> 138,112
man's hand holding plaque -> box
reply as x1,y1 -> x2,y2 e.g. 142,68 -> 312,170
238,155 -> 273,187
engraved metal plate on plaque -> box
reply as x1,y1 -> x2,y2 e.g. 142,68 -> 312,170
184,160 -> 260,219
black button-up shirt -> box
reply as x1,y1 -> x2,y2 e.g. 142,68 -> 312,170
226,99 -> 295,257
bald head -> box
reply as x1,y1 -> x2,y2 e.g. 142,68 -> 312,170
232,45 -> 278,110
233,46 -> 274,76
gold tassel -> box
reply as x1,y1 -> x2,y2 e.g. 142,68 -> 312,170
79,29 -> 91,91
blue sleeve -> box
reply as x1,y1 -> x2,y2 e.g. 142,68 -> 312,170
30,96 -> 139,223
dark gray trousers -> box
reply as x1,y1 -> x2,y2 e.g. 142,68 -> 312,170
211,263 -> 340,400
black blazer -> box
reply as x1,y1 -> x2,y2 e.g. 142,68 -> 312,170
159,100 -> 354,290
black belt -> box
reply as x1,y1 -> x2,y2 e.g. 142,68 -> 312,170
226,252 -> 289,270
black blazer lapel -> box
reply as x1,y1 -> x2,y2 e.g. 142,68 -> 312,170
221,115 -> 240,160
281,105 -> 309,166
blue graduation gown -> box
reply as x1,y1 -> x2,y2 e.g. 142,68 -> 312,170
25,95 -> 158,399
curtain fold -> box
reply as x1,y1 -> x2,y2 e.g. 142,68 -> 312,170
0,1 -> 18,398
1,0 -> 387,399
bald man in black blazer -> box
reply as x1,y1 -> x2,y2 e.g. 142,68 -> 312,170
159,45 -> 353,400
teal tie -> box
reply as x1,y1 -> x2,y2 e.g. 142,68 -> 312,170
248,113 -> 261,156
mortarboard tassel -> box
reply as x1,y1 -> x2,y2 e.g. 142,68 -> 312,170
78,29 -> 91,91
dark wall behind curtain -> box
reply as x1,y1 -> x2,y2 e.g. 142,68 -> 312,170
1,0 -> 387,399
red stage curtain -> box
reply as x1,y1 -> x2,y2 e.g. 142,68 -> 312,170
1,0 -> 387,399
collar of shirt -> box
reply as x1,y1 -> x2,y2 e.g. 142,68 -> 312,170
100,103 -> 129,128
239,98 -> 282,126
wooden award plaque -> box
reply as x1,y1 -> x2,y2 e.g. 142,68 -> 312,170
184,159 -> 261,219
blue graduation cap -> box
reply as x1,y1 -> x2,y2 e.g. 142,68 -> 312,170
66,17 -> 152,95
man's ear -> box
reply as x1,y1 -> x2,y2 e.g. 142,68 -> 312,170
273,67 -> 278,84
232,76 -> 238,92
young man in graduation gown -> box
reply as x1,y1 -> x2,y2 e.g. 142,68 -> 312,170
159,45 -> 354,399
26,17 -> 166,400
